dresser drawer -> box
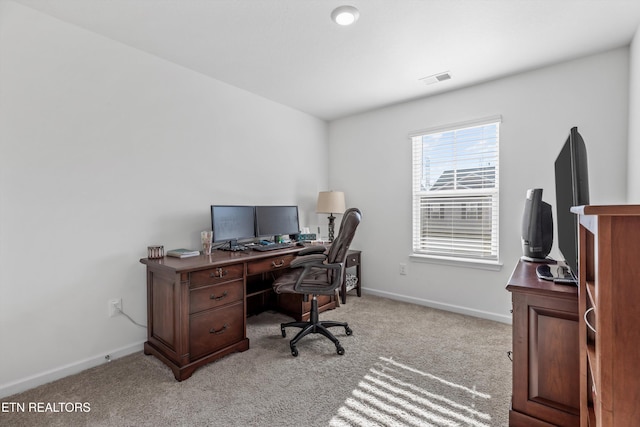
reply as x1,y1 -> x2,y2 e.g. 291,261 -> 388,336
189,279 -> 244,314
247,254 -> 295,275
189,302 -> 244,360
190,263 -> 244,287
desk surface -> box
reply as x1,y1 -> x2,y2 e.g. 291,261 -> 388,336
141,245 -> 360,274
506,259 -> 577,298
141,245 -> 309,272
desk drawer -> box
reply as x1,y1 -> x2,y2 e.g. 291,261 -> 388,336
189,301 -> 244,360
247,254 -> 295,275
190,263 -> 244,287
189,279 -> 244,314
346,252 -> 360,268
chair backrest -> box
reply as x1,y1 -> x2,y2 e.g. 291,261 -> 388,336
327,208 -> 362,273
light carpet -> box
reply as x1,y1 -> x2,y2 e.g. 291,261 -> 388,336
1,294 -> 512,426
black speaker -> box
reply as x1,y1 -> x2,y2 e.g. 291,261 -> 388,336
521,188 -> 553,262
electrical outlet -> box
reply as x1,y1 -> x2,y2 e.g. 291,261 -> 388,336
399,263 -> 408,275
109,298 -> 122,317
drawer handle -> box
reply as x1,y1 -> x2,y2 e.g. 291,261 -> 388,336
209,324 -> 228,335
210,268 -> 228,278
584,307 -> 596,333
209,291 -> 228,301
271,260 -> 285,268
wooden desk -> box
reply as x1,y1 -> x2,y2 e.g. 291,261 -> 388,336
506,260 -> 580,427
140,245 -> 339,381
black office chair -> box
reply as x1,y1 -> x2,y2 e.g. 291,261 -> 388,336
272,207 -> 362,357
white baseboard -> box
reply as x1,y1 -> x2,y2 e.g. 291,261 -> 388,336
1,292 -> 510,399
363,288 -> 512,325
0,340 -> 145,399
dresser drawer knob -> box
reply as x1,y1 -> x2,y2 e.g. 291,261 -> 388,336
209,324 -> 228,335
209,291 -> 228,301
271,260 -> 285,268
210,268 -> 227,278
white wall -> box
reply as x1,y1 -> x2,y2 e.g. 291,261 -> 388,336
2,0 -> 637,399
0,2 -> 328,396
329,48 -> 630,322
629,28 -> 640,202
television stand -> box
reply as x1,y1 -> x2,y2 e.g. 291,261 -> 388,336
506,260 -> 580,426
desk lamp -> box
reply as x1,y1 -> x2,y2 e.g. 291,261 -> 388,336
316,191 -> 346,242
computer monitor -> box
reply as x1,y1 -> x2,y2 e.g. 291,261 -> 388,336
521,188 -> 553,261
255,206 -> 300,239
211,205 -> 256,250
554,126 -> 590,280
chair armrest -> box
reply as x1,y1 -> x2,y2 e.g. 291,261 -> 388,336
298,245 -> 327,256
290,253 -> 327,269
294,261 -> 343,294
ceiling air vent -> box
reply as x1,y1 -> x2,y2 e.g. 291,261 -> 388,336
420,71 -> 452,85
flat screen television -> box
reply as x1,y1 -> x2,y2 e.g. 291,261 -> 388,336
210,205 -> 256,250
255,206 -> 300,239
521,188 -> 553,261
553,126 -> 590,281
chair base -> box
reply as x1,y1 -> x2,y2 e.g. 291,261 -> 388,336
280,295 -> 352,357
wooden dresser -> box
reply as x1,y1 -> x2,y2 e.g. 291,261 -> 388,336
140,246 -> 337,380
572,205 -> 640,426
506,260 -> 580,426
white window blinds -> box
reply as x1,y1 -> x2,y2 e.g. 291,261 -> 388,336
411,117 -> 500,262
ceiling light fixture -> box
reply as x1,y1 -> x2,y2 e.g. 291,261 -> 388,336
331,5 -> 360,26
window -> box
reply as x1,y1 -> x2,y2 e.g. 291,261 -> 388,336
411,116 -> 500,263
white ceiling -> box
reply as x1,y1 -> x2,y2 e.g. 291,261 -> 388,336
12,0 -> 640,121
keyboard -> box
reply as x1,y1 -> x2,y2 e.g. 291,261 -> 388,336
252,242 -> 294,252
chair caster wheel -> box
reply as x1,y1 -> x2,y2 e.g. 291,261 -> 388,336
281,327 -> 286,338
345,326 -> 353,336
291,347 -> 299,357
336,345 -> 345,355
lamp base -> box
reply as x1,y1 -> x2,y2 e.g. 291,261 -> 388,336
327,214 -> 336,242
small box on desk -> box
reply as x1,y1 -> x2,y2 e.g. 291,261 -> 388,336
296,233 -> 316,242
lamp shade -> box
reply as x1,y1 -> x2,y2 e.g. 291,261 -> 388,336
316,191 -> 346,214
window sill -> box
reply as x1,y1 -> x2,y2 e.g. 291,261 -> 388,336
410,254 -> 503,271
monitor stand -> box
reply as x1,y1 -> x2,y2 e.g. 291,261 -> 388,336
218,239 -> 247,252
